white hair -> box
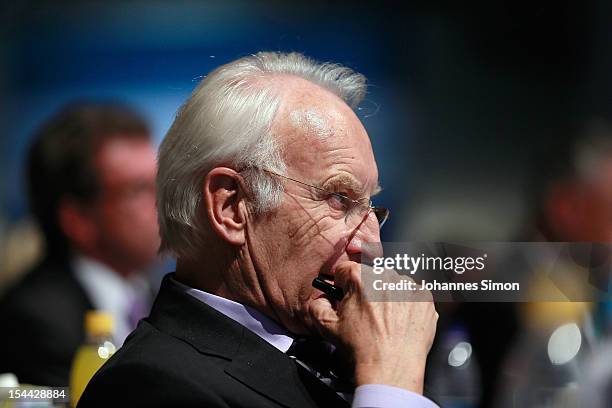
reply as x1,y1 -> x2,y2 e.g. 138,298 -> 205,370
157,51 -> 367,259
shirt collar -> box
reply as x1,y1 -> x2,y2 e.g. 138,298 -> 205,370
175,280 -> 294,353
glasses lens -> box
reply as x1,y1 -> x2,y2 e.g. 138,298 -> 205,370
345,205 -> 389,229
372,207 -> 389,227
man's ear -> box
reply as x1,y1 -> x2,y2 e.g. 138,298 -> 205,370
203,167 -> 248,246
58,198 -> 97,252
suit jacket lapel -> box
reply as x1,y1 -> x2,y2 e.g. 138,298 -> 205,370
225,327 -> 349,408
148,274 -> 349,408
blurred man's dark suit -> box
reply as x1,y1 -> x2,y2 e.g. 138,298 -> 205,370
78,274 -> 349,408
0,257 -> 93,386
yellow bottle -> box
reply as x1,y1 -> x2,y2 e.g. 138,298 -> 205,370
69,311 -> 116,407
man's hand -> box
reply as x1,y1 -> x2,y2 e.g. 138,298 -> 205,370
308,261 -> 438,394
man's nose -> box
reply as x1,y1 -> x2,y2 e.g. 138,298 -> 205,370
345,210 -> 383,263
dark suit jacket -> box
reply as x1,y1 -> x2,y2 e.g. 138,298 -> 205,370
78,274 -> 350,408
0,258 -> 93,386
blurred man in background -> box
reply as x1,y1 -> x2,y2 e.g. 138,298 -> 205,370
495,118 -> 612,406
531,119 -> 612,243
527,118 -> 612,331
0,102 -> 160,386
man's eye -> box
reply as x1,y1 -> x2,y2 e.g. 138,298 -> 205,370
327,193 -> 349,211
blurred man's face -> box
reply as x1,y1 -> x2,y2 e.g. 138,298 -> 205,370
91,136 -> 160,275
576,157 -> 612,241
547,154 -> 612,242
247,77 -> 381,334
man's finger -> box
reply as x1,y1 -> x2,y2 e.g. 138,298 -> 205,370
308,297 -> 340,338
332,261 -> 363,293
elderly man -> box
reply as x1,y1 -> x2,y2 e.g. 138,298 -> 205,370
79,52 -> 438,407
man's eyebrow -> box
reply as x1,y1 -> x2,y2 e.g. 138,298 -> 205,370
321,174 -> 362,195
321,173 -> 382,198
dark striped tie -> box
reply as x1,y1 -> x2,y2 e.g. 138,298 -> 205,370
286,338 -> 355,402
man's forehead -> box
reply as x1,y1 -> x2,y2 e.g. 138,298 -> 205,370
273,82 -> 365,144
270,76 -> 379,194
289,108 -> 333,140
96,137 -> 156,181
272,75 -> 352,125
280,116 -> 380,196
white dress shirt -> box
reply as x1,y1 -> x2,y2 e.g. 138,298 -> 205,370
72,255 -> 149,345
178,282 -> 438,408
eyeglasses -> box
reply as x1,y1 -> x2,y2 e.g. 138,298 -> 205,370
260,169 -> 389,229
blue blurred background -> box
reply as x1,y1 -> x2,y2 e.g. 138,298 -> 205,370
3,1 -> 612,406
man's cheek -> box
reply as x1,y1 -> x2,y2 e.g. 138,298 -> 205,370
287,217 -> 326,247
299,278 -> 321,307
